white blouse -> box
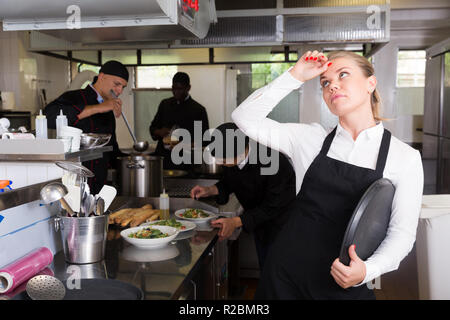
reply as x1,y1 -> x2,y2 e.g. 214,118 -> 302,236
231,69 -> 424,286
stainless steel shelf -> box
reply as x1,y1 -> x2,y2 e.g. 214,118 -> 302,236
0,146 -> 113,162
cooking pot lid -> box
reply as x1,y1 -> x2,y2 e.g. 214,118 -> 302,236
339,178 -> 395,266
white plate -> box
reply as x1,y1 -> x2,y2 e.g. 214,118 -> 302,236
174,208 -> 218,222
141,219 -> 196,232
120,225 -> 179,249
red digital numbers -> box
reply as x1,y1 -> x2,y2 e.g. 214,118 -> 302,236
183,0 -> 199,12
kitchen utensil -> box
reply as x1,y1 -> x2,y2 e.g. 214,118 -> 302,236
64,185 -> 81,213
54,214 -> 109,264
339,178 -> 395,266
87,194 -> 96,216
110,89 -> 149,152
80,133 -> 111,149
97,185 -> 117,211
26,275 -> 65,300
95,197 -> 105,216
118,155 -> 163,197
55,161 -> 94,217
55,161 -> 94,178
40,182 -> 75,217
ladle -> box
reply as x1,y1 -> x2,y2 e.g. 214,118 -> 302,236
40,182 -> 75,217
110,90 -> 149,152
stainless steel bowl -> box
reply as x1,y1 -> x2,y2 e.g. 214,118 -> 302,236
81,133 -> 112,149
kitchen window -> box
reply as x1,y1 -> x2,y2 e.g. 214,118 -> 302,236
136,66 -> 178,89
397,50 -> 426,87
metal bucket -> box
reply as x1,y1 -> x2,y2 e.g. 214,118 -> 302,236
54,214 -> 109,264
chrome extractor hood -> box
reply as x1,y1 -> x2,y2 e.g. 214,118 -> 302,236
0,0 -> 216,43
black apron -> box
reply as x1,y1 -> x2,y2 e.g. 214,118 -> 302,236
255,126 -> 391,300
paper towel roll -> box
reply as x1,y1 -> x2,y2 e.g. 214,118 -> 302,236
1,133 -> 35,140
0,247 -> 53,294
0,92 -> 15,109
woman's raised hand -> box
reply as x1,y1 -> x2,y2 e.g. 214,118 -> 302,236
289,50 -> 330,83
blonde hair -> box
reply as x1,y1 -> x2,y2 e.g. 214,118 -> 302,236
327,51 -> 384,122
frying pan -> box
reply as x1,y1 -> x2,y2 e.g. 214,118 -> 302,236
339,178 -> 395,266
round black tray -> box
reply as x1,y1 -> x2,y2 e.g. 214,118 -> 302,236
339,178 -> 395,266
13,278 -> 143,300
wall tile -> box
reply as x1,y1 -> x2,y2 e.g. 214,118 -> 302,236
5,163 -> 27,189
26,163 -> 48,185
47,164 -> 63,181
0,164 -> 7,180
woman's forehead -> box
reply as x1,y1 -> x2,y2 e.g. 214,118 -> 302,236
321,57 -> 359,78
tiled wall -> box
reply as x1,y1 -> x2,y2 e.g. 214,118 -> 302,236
0,162 -> 63,189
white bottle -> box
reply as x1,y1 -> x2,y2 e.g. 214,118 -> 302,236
35,109 -> 48,139
159,189 -> 170,220
56,109 -> 68,138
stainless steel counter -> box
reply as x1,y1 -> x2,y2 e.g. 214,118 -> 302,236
39,196 -> 231,300
0,146 -> 112,162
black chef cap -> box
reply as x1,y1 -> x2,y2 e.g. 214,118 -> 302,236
99,60 -> 129,82
172,72 -> 190,86
209,122 -> 249,160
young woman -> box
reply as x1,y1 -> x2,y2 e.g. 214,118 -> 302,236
231,50 -> 424,299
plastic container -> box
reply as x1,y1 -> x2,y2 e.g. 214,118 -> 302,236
35,109 -> 48,139
56,110 -> 68,139
60,126 -> 82,151
159,189 -> 170,220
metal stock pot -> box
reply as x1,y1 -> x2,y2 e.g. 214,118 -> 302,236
118,154 -> 163,197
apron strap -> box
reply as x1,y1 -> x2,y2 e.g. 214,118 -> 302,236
319,126 -> 337,156
375,129 -> 391,175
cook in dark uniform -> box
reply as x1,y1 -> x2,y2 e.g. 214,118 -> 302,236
149,72 -> 209,170
190,122 -> 296,269
232,50 -> 423,299
44,60 -> 129,194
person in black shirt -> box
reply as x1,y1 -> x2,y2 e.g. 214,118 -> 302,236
190,122 -> 296,269
44,60 -> 129,194
149,72 -> 209,169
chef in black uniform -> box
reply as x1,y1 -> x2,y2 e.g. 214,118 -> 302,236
190,122 -> 296,269
44,60 -> 129,194
149,72 -> 209,169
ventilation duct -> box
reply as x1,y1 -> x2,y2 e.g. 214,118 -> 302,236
0,0 -> 215,43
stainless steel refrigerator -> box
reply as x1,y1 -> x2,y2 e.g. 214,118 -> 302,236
423,38 -> 450,194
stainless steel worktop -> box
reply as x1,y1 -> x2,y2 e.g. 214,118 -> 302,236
20,196 -> 233,300
0,146 -> 112,162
